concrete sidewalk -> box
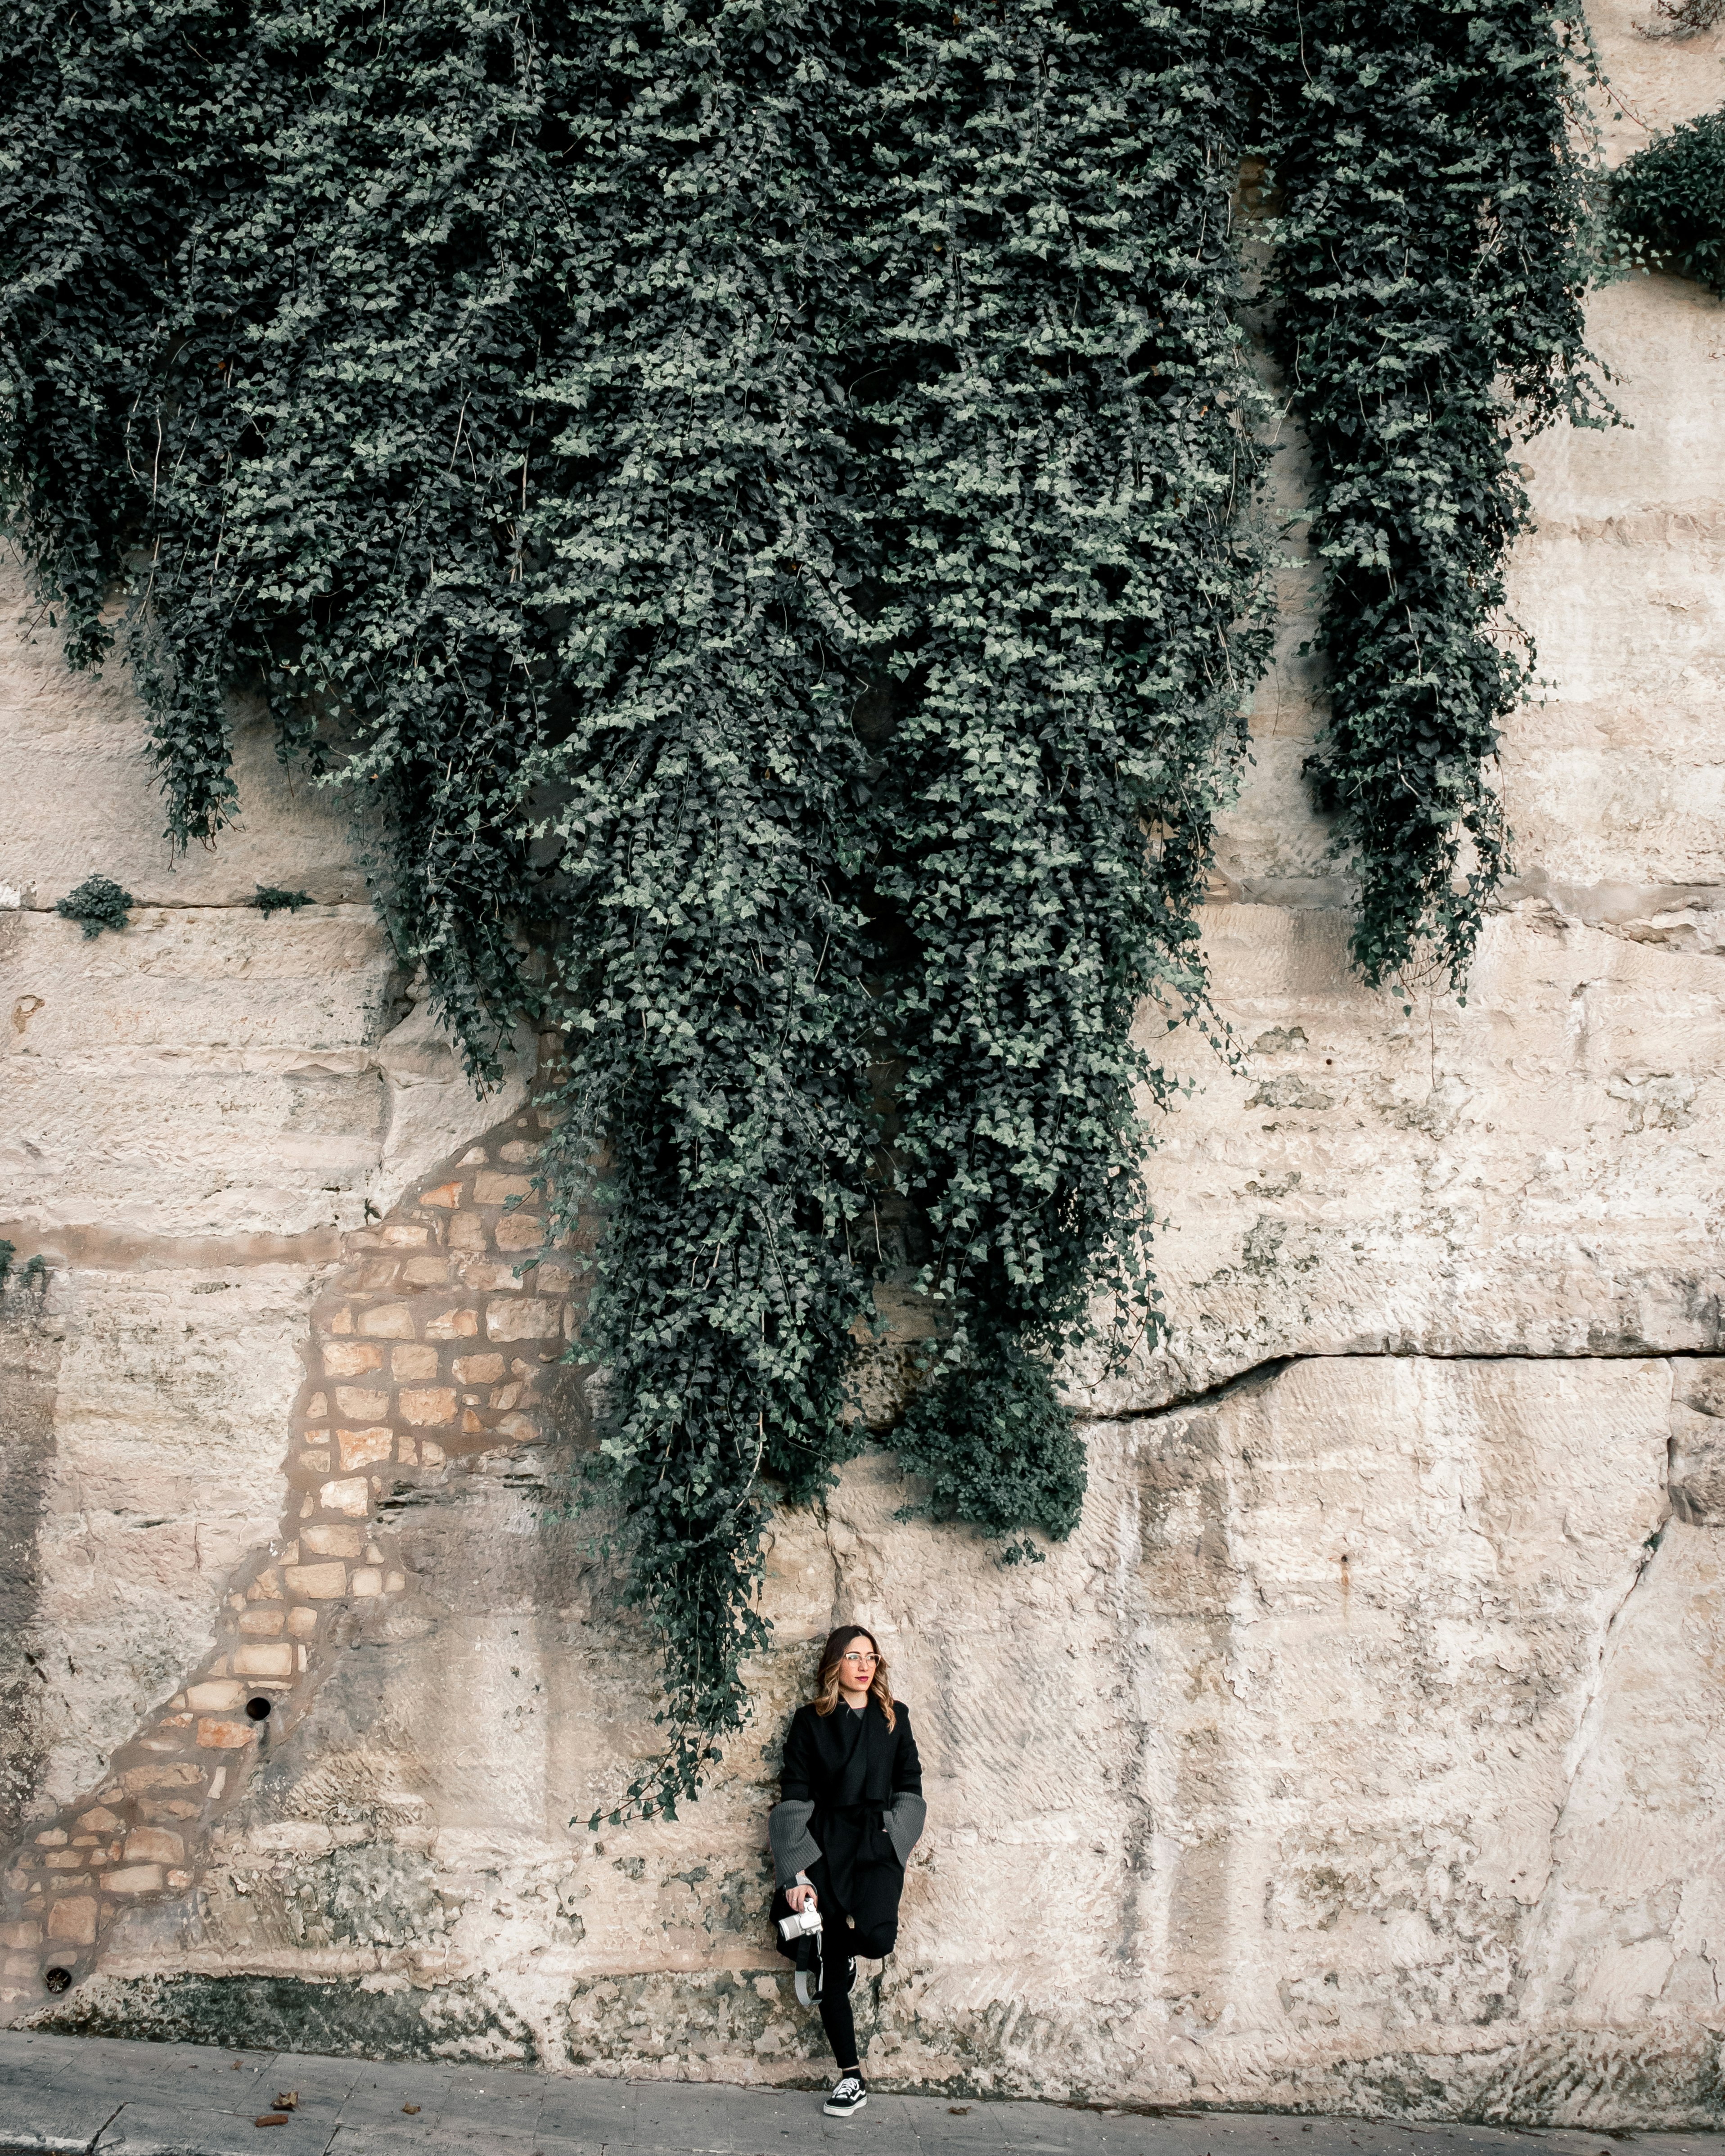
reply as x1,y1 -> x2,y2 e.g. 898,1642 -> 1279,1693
2,2031 -> 1722,2156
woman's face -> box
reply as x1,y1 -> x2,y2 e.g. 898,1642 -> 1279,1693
833,1637 -> 878,1694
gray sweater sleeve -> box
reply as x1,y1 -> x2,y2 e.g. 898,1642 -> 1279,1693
768,1798 -> 820,1888
884,1791 -> 926,1869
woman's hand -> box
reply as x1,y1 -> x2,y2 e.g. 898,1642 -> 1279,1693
786,1883 -> 817,1914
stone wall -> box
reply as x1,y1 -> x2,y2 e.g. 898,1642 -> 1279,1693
1,0 -> 1723,2121
0,1120 -> 581,2004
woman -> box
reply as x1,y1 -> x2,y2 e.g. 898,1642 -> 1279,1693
768,1625 -> 925,2118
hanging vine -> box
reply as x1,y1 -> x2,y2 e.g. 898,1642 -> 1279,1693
1252,0 -> 1605,991
3,0 -> 565,1069
865,0 -> 1271,1548
527,0 -> 886,1816
0,0 -> 203,668
4,0 -> 1609,1822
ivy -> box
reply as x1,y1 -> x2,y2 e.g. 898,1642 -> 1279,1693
1,0 -> 1276,1818
868,0 -> 1270,1532
1,0 -> 567,1070
1612,106 -> 1725,299
4,0 -> 1604,1820
54,874 -> 133,937
252,886 -> 313,918
1252,0 -> 1605,990
0,0 -> 197,669
531,0 -> 883,1818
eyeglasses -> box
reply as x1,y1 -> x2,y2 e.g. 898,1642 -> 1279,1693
839,1652 -> 878,1667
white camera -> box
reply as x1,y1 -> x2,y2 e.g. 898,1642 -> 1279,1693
777,1902 -> 823,1942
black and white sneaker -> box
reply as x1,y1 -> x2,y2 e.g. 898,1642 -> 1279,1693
823,2072 -> 867,2118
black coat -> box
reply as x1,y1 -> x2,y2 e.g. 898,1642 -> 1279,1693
779,1696 -> 922,1819
773,1697 -> 923,1953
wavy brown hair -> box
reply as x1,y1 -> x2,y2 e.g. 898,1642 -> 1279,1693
811,1625 -> 895,1731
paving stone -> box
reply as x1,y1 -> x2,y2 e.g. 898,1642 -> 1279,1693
86,2103 -> 328,2156
535,2078 -> 640,2137
326,2127 -> 554,2156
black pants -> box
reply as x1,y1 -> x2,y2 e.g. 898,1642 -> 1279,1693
818,1941 -> 862,2073
773,1850 -> 901,2073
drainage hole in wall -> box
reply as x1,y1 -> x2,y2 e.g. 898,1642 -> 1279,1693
245,1697 -> 273,1722
43,1966 -> 72,1994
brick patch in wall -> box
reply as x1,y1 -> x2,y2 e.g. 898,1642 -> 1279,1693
0,1094 -> 586,2017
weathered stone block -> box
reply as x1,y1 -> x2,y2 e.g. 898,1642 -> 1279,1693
45,1898 -> 96,1945
391,1344 -> 440,1381
453,1354 -> 505,1385
104,1865 -> 167,1893
333,1386 -> 390,1421
233,1645 -> 293,1679
121,1764 -> 203,1793
473,1174 -> 534,1206
185,1683 -> 244,1713
494,1215 -> 545,1252
194,1721 -> 253,1751
282,1562 -> 348,1599
486,1298 -> 559,1341
423,1307 -> 479,1341
335,1427 -> 392,1471
356,1305 -> 416,1339
397,1388 -> 456,1427
419,1182 -> 462,1209
301,1525 -> 364,1558
319,1477 -> 371,1516
322,1342 -> 383,1379
123,1827 -> 185,1866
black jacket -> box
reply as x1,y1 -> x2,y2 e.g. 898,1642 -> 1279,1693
768,1696 -> 926,1922
780,1696 -> 923,1818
